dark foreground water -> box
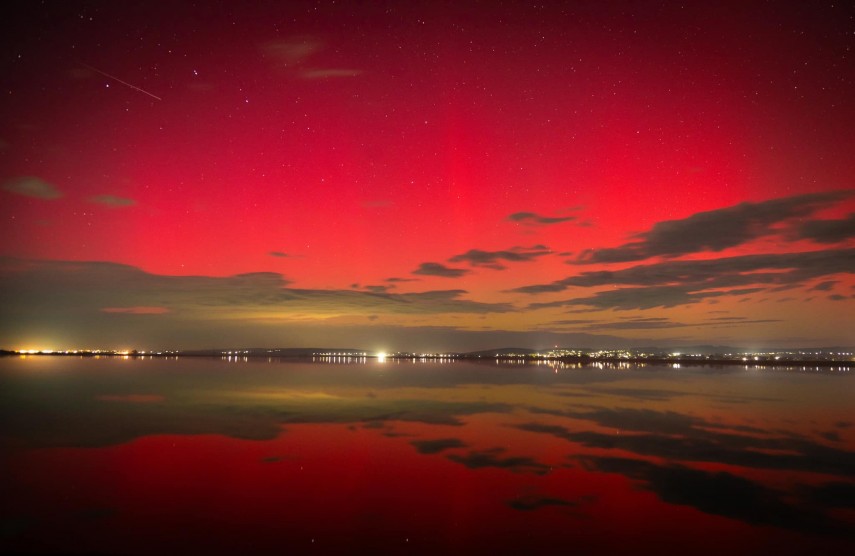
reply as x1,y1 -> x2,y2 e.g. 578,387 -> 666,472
1,356 -> 853,555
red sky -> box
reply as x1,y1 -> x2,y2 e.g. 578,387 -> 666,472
1,1 -> 854,351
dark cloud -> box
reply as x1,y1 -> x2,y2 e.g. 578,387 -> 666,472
0,361 -> 516,449
809,280 -> 837,291
413,262 -> 469,278
571,407 -> 704,435
806,482 -> 855,510
817,430 -> 842,442
0,259 -> 512,316
385,277 -> 417,283
581,457 -> 847,536
447,447 -> 551,475
101,306 -> 170,315
364,285 -> 392,293
2,176 -> 63,199
89,194 -> 135,207
516,407 -> 855,476
533,285 -> 766,311
269,251 -> 289,258
448,245 -> 551,269
552,387 -> 784,405
711,318 -> 782,325
0,259 -> 518,347
828,294 -> 847,301
550,319 -> 598,325
551,317 -> 693,330
569,247 -> 855,289
96,394 -> 165,403
577,191 -> 852,264
411,438 -> 467,454
508,211 -> 576,225
585,317 -> 782,330
511,281 -> 574,295
549,389 -> 671,402
795,213 -> 855,244
597,318 -> 688,330
354,284 -> 393,293
0,278 -> 636,350
507,495 -> 580,511
514,248 -> 855,309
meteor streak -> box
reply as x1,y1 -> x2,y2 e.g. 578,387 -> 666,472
80,62 -> 162,101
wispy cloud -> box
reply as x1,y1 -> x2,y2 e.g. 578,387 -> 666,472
89,194 -> 136,207
2,176 -> 62,199
301,68 -> 362,79
508,211 -> 576,226
363,200 -> 392,208
262,37 -> 322,66
262,36 -> 361,79
101,306 -> 170,315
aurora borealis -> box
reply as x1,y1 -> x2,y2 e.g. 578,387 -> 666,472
2,1 -> 853,351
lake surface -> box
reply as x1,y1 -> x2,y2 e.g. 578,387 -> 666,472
1,356 -> 853,555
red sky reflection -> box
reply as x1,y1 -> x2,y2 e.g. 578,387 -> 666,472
0,359 -> 855,555
4,425 -> 850,556
1,357 -> 854,554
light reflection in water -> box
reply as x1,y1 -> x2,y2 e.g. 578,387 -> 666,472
0,356 -> 853,555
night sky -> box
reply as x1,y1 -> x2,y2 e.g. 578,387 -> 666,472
1,1 -> 854,351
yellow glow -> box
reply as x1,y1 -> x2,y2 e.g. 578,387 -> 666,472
377,352 -> 387,363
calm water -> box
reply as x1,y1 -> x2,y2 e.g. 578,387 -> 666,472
1,356 -> 853,555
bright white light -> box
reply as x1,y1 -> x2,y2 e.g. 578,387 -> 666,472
377,352 -> 387,363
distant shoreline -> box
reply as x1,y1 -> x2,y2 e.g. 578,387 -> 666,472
1,350 -> 852,369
